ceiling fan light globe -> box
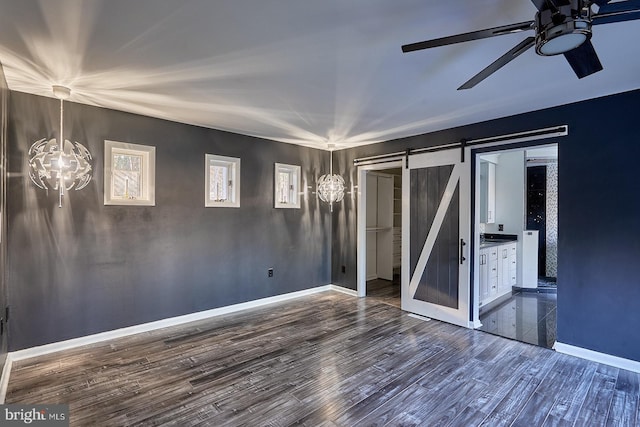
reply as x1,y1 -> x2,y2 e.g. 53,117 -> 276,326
535,18 -> 591,56
539,32 -> 587,55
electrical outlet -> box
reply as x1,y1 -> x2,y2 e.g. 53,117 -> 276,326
268,268 -> 274,278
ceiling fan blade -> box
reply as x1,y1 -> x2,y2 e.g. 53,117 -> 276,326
530,0 -> 547,10
458,37 -> 535,90
402,21 -> 533,53
593,0 -> 640,25
530,0 -> 570,11
563,40 -> 603,78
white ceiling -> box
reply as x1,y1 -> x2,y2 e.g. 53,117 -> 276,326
0,0 -> 638,150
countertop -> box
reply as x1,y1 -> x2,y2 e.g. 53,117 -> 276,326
479,240 -> 517,249
479,233 -> 518,249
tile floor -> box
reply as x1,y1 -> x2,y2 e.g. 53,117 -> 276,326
478,290 -> 557,348
369,273 -> 557,349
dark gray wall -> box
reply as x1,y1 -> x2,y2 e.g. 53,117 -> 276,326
0,63 -> 8,369
332,89 -> 640,362
8,91 -> 331,351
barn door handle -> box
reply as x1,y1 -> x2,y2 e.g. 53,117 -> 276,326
460,239 -> 466,264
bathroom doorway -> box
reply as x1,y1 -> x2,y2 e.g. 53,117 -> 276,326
475,144 -> 558,348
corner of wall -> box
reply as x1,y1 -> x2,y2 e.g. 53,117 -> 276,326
0,59 -> 10,380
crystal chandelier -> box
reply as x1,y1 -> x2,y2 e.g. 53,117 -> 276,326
28,86 -> 93,207
317,143 -> 345,211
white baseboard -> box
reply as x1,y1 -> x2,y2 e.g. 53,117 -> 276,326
471,319 -> 483,329
0,354 -> 13,404
554,342 -> 640,373
10,284 -> 350,362
328,284 -> 358,296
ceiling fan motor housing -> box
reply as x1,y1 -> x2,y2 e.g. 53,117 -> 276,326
535,0 -> 592,56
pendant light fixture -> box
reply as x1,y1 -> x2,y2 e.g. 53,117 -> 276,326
317,143 -> 345,212
28,85 -> 93,207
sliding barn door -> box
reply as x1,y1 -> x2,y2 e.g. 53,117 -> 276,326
402,149 -> 471,327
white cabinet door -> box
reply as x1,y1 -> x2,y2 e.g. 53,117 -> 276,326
479,246 -> 498,303
499,245 -> 511,292
480,242 -> 517,307
487,162 -> 495,223
479,249 -> 489,304
480,162 -> 496,223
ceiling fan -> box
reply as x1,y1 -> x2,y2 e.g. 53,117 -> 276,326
402,0 -> 640,89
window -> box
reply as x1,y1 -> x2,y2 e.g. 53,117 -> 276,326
206,154 -> 240,208
274,163 -> 301,209
104,140 -> 155,206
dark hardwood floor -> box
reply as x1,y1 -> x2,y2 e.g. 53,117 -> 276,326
7,292 -> 639,426
366,278 -> 400,308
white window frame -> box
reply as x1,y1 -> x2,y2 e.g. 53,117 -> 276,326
205,154 -> 240,208
274,163 -> 301,209
104,140 -> 155,206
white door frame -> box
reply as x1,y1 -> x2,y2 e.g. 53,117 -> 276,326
471,141 -> 560,328
356,160 -> 403,297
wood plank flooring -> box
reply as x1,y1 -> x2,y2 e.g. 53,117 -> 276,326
366,278 -> 401,308
6,292 -> 640,426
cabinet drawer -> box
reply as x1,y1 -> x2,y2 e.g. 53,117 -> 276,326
489,262 -> 498,278
489,277 -> 498,294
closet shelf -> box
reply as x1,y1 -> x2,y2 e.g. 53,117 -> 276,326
366,227 -> 393,232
